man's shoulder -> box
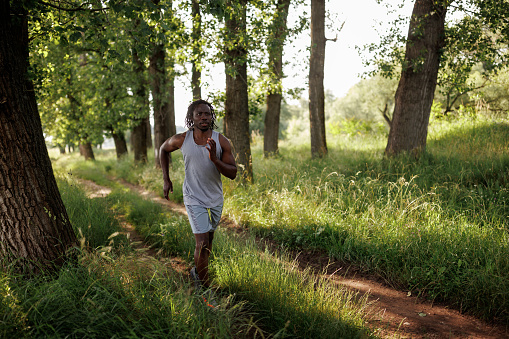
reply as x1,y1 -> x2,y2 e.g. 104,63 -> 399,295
176,131 -> 188,138
214,131 -> 227,140
170,131 -> 188,147
216,132 -> 232,149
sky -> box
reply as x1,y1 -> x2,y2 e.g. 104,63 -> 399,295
172,0 -> 414,127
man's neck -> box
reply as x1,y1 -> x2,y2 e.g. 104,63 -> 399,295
194,127 -> 212,137
193,128 -> 212,144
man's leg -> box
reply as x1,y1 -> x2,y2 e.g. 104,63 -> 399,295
187,204 -> 222,288
208,230 -> 215,250
194,232 -> 213,287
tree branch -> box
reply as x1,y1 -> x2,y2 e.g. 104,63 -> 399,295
444,79 -> 490,114
39,1 -> 108,12
326,21 -> 345,42
380,103 -> 391,127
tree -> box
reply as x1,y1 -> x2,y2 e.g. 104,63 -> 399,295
223,0 -> 253,181
263,0 -> 292,157
329,75 -> 398,123
131,49 -> 150,163
371,0 -> 509,156
385,0 -> 447,156
309,0 -> 327,158
32,2 -> 140,161
191,0 -> 203,100
0,0 -> 77,272
149,0 -> 178,167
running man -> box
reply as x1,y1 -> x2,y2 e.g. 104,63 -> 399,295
159,99 -> 237,292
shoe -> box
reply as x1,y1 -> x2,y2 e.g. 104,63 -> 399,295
201,289 -> 218,310
190,267 -> 202,292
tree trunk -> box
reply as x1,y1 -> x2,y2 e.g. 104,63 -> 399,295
309,0 -> 327,158
132,51 -> 149,163
132,118 -> 148,163
58,144 -> 66,154
264,0 -> 291,157
191,0 -> 202,100
146,118 -> 152,149
79,142 -> 95,161
224,0 -> 253,182
112,131 -> 128,159
0,1 -> 77,273
150,42 -> 176,168
150,44 -> 169,167
168,65 -> 176,137
385,0 -> 447,157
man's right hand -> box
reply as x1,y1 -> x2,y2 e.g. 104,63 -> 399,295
163,180 -> 173,200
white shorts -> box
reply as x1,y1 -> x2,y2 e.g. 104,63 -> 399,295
185,204 -> 223,234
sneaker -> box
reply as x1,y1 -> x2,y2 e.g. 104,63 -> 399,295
201,289 -> 218,310
190,267 -> 202,292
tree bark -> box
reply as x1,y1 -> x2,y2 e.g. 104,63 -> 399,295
112,131 -> 128,159
79,142 -> 95,161
58,144 -> 66,154
385,0 -> 447,157
191,0 -> 202,100
131,51 -> 149,163
309,0 -> 327,158
146,118 -> 152,149
0,1 -> 77,273
150,44 -> 170,167
168,65 -> 176,137
132,118 -> 148,163
224,0 -> 253,182
264,0 -> 291,157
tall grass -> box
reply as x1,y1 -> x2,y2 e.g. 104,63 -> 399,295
212,235 -> 372,338
56,172 -> 128,250
103,181 -> 374,338
222,115 -> 509,323
47,113 -> 509,325
0,253 -> 250,338
0,175 -> 255,338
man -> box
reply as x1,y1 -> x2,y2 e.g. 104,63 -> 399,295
160,99 -> 237,296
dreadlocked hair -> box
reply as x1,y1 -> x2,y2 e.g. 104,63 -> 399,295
185,99 -> 217,130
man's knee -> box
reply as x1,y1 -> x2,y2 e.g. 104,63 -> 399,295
195,234 -> 210,252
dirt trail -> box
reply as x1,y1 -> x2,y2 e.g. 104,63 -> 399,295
78,178 -> 509,339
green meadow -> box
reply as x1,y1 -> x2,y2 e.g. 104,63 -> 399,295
1,113 -> 508,337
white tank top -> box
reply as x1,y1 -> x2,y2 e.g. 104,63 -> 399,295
181,129 -> 223,207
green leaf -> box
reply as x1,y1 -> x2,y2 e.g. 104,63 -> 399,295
69,32 -> 82,43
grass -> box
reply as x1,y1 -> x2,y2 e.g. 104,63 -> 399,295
222,115 -> 509,323
1,253 -> 250,338
56,173 -> 129,250
0,173 -> 256,338
97,178 -> 373,338
43,112 -> 509,329
212,236 -> 371,338
2,165 -> 374,337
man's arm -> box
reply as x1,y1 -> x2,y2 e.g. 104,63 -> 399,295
207,134 -> 237,180
160,132 -> 186,199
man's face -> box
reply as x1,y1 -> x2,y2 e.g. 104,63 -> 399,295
193,104 -> 212,131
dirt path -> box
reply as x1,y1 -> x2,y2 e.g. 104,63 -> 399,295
78,178 -> 509,339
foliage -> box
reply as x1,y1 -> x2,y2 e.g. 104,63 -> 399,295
55,173 -> 128,250
366,0 -> 509,112
328,118 -> 386,137
63,171 -> 373,337
472,65 -> 509,114
1,255 -> 249,338
327,75 -> 398,123
31,0 -> 188,150
222,113 -> 509,323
